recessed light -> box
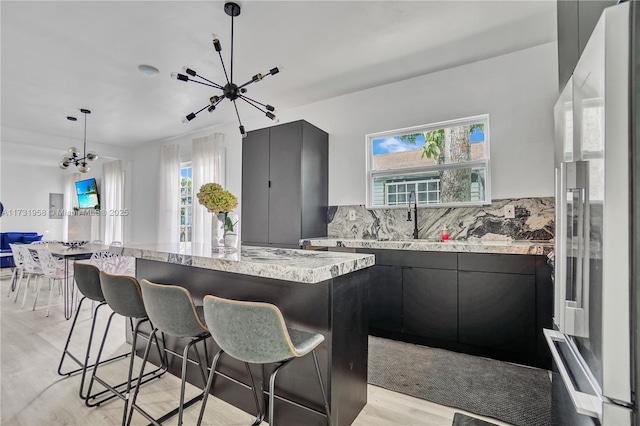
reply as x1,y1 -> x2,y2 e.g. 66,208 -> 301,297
138,64 -> 159,77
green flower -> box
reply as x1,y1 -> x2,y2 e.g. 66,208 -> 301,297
196,183 -> 238,214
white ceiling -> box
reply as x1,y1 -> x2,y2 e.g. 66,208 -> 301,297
1,1 -> 557,148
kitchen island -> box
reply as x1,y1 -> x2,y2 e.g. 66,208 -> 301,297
111,243 -> 374,426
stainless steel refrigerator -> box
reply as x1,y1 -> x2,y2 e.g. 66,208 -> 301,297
547,2 -> 635,425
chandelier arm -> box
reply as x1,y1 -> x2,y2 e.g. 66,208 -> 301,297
230,12 -> 234,83
239,94 -> 270,109
189,79 -> 224,90
218,51 -> 231,85
83,115 -> 87,159
232,99 -> 243,127
192,75 -> 224,90
237,78 -> 259,90
239,96 -> 268,114
194,104 -> 212,116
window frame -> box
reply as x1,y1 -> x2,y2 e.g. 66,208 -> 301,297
179,163 -> 193,243
365,114 -> 491,209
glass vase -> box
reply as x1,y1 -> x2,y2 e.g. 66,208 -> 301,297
212,212 -> 238,253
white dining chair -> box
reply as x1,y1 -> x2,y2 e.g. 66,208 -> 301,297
36,249 -> 74,317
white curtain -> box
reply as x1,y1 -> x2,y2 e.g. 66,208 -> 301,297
157,144 -> 181,244
191,133 -> 225,244
103,160 -> 124,245
62,173 -> 79,240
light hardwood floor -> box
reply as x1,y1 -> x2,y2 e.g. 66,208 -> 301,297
0,272 -> 511,426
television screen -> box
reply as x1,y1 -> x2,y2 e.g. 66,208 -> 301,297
75,178 -> 99,209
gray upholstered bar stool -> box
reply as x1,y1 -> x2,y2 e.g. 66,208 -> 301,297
126,279 -> 210,426
84,272 -> 168,419
58,262 -> 129,400
198,295 -> 332,426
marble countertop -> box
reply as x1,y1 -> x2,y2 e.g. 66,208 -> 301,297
301,238 -> 554,255
110,243 -> 375,284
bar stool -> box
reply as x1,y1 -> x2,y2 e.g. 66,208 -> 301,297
126,279 -> 210,426
84,272 -> 168,421
197,295 -> 332,426
57,262 -> 129,399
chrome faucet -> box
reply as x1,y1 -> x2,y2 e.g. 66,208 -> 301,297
406,190 -> 419,239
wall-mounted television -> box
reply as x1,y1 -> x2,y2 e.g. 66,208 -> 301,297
75,178 -> 99,209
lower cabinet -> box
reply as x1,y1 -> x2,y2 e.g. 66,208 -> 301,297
403,268 -> 458,341
368,265 -> 402,333
359,249 -> 552,368
458,270 -> 536,354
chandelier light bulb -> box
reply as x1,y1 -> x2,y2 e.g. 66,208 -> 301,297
68,147 -> 79,155
86,152 -> 99,161
78,163 -> 90,173
208,106 -> 216,113
266,105 -> 276,112
59,162 -> 70,170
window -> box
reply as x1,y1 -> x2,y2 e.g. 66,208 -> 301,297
180,165 -> 193,242
366,115 -> 490,208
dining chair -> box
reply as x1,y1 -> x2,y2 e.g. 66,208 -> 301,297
6,243 -> 25,299
15,246 -> 44,309
35,249 -> 73,316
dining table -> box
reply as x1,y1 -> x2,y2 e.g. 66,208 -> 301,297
28,242 -> 111,320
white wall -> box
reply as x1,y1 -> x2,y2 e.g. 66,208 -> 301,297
0,155 -> 66,240
128,42 -> 558,243
289,41 -> 559,205
0,127 -> 133,240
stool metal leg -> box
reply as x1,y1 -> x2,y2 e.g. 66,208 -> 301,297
266,354 -> 331,426
84,317 -> 168,408
57,296 -> 129,395
197,352 -> 264,426
127,332 -> 209,426
312,350 -> 332,426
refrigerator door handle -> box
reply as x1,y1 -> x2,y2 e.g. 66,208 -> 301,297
544,329 -> 602,419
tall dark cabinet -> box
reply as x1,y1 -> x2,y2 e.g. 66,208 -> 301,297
241,120 -> 328,248
557,0 -> 617,92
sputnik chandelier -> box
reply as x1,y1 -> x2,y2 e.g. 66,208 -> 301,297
59,108 -> 98,173
171,2 -> 281,138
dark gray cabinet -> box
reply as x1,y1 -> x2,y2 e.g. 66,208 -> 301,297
458,271 -> 536,354
403,267 -> 458,341
368,265 -> 402,332
242,120 -> 328,248
357,248 -> 553,368
557,0 -> 617,92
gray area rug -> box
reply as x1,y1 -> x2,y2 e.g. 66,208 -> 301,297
368,336 -> 552,426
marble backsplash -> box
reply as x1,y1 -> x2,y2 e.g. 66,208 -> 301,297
328,198 -> 554,241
